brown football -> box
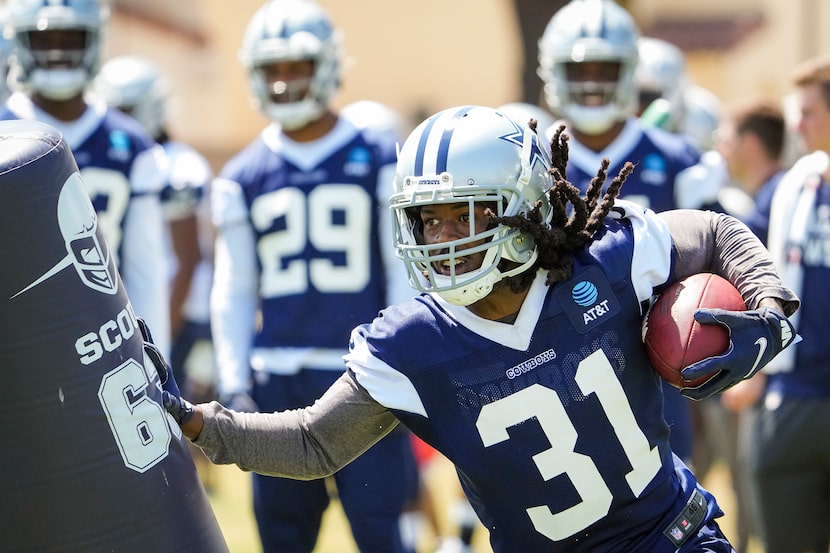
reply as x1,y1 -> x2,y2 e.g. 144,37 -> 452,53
643,273 -> 746,388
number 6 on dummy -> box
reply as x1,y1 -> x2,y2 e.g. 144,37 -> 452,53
0,120 -> 228,553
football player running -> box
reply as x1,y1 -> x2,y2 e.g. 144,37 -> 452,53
155,105 -> 798,552
0,0 -> 171,356
209,1 -> 418,552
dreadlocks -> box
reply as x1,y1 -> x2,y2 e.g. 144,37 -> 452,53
495,125 -> 634,291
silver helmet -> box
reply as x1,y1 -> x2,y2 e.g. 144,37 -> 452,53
5,0 -> 108,100
391,105 -> 553,306
93,55 -> 168,138
239,0 -> 341,130
537,0 -> 640,135
635,37 -> 687,131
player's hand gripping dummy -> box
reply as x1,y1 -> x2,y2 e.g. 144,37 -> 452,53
139,318 -> 195,426
680,307 -> 796,400
0,120 -> 229,553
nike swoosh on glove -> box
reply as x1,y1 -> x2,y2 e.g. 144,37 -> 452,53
680,307 -> 796,400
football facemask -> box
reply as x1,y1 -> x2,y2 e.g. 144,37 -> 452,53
390,105 -> 553,306
239,0 -> 341,130
537,0 -> 640,134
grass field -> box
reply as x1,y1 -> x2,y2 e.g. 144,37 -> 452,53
198,453 -> 763,553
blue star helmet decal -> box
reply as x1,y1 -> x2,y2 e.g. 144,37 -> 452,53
497,115 -> 548,172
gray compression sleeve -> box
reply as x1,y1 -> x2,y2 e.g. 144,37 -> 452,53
192,371 -> 399,479
660,209 -> 799,315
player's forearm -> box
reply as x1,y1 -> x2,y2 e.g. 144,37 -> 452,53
180,405 -> 204,440
191,373 -> 399,479
662,209 -> 799,315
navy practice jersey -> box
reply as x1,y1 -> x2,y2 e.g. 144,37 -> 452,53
788,179 -> 830,394
213,117 -> 403,384
0,92 -> 171,356
346,203 -> 724,552
766,152 -> 830,397
557,118 -> 704,213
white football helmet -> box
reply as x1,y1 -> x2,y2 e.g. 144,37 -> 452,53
93,55 -> 168,138
537,0 -> 640,135
682,84 -> 722,151
635,37 -> 687,130
5,0 -> 108,101
391,106 -> 553,306
239,0 -> 341,130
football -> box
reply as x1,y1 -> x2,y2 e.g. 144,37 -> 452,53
643,273 -> 746,388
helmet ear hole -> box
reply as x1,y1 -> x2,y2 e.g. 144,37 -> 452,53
389,105 -> 554,306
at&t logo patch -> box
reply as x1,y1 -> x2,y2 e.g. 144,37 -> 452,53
571,280 -> 598,306
555,266 -> 620,334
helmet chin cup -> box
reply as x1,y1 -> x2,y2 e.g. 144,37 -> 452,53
263,97 -> 324,130
565,104 -> 620,135
435,268 -> 499,306
30,68 -> 87,100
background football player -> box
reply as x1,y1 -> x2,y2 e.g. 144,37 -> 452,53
210,1 -> 418,551
536,0 -> 728,468
92,53 -> 218,489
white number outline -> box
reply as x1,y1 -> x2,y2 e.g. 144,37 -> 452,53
476,350 -> 661,541
79,167 -> 132,267
97,357 -> 178,473
251,184 -> 372,298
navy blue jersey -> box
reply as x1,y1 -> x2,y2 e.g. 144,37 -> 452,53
765,152 -> 830,397
562,119 -> 701,212
0,96 -> 160,265
743,170 -> 785,245
216,120 -> 397,353
556,118 -> 707,463
775,179 -> 830,395
347,204 -> 723,551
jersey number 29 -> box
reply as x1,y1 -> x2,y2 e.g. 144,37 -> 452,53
252,184 -> 372,297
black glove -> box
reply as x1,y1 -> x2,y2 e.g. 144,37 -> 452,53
680,307 -> 796,400
137,318 -> 193,425
137,318 -> 181,397
162,391 -> 195,426
220,392 -> 259,413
